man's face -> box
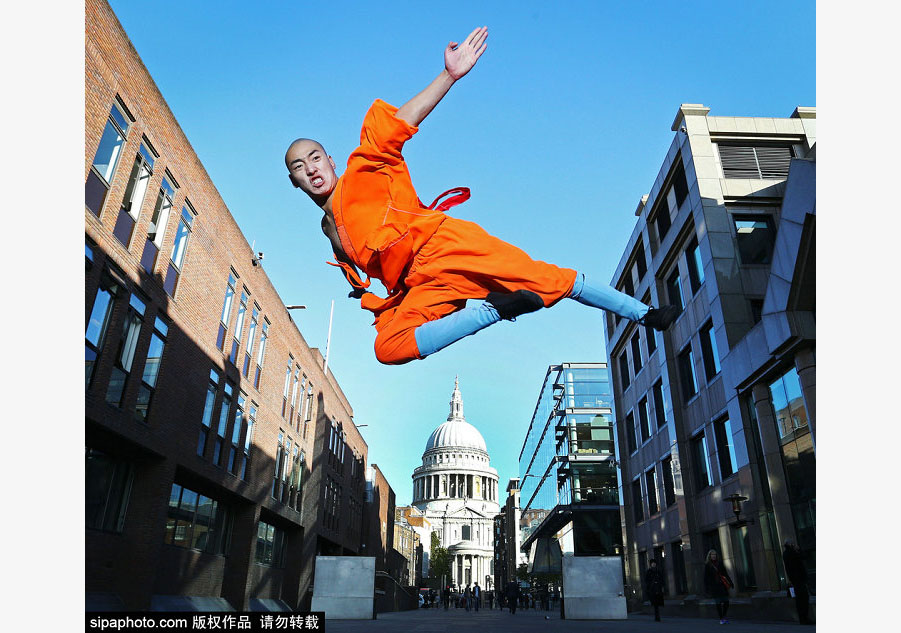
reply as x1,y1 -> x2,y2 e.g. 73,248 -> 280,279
286,139 -> 338,200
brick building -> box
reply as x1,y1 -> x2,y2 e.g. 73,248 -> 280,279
85,0 -> 369,611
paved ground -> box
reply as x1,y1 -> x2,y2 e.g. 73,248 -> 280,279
325,606 -> 812,632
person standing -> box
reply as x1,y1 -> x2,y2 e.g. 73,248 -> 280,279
783,539 -> 813,625
704,550 -> 734,624
442,585 -> 450,610
473,583 -> 481,611
464,585 -> 472,611
645,558 -> 666,622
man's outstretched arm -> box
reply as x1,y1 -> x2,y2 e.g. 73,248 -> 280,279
395,26 -> 488,127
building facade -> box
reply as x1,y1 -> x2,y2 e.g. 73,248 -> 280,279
518,364 -> 623,564
85,0 -> 370,611
604,103 -> 816,601
411,378 -> 500,590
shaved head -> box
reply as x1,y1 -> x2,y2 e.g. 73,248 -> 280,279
285,138 -> 326,168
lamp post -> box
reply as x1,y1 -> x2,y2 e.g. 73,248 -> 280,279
724,493 -> 753,528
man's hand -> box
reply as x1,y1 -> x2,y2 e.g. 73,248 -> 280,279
445,26 -> 488,81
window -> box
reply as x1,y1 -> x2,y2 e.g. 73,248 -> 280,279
256,521 -> 286,567
630,333 -> 643,375
165,483 -> 231,555
289,366 -> 300,422
652,380 -> 667,429
666,269 -> 684,311
303,383 -> 315,435
86,98 -> 131,215
644,296 -> 658,356
651,163 -> 686,246
462,524 -> 471,540
625,411 -> 637,454
213,383 -> 233,466
241,403 -> 257,480
621,269 -> 634,298
134,317 -> 167,422
686,237 -> 705,294
768,367 -> 809,439
691,432 -> 711,491
672,541 -> 688,593
216,271 -> 238,350
106,293 -> 146,407
717,143 -> 793,179
714,417 -> 738,480
273,432 -> 285,500
661,456 -> 676,507
243,304 -> 259,378
634,242 -> 647,282
113,141 -> 156,246
229,289 -> 249,364
254,320 -> 269,389
700,321 -> 721,381
282,357 -> 293,417
140,175 -> 177,273
85,448 -> 133,532
638,396 -> 652,443
164,203 -> 195,296
677,345 -> 698,400
227,393 -> 246,474
618,352 -> 630,391
645,468 -> 659,515
733,215 -> 776,265
749,298 -> 764,324
289,447 -> 305,511
197,369 -> 219,458
85,273 -> 120,388
632,478 -> 644,523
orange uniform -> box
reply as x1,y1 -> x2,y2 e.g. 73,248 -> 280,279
330,100 -> 577,364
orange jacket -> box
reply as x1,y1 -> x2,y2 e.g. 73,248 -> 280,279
329,100 -> 450,312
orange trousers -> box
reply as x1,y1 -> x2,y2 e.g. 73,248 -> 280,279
372,217 -> 577,364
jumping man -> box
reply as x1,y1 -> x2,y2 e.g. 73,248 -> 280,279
285,26 -> 679,365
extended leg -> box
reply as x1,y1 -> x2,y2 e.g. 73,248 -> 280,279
569,273 -> 680,330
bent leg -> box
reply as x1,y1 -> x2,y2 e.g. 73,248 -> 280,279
414,301 -> 501,358
568,273 -> 649,321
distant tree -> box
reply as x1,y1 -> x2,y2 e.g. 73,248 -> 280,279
516,563 -> 530,583
430,532 -> 451,584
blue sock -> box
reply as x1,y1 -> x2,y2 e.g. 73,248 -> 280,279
569,273 -> 649,321
414,302 -> 501,358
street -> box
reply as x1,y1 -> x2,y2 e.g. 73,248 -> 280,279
325,607 -> 812,632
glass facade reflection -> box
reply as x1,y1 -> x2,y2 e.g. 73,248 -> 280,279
519,363 -> 621,556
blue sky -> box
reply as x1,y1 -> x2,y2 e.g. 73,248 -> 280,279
106,0 -> 815,507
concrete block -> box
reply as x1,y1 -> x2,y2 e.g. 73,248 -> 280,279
754,118 -> 777,134
562,556 -> 627,619
311,556 -> 375,620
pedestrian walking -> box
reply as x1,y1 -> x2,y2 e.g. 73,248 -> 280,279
442,585 -> 450,610
506,581 -> 520,615
464,585 -> 472,611
488,590 -> 494,609
645,558 -> 666,622
473,583 -> 481,611
704,549 -> 734,624
783,539 -> 813,625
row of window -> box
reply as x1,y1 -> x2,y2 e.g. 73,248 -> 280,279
623,380 -> 668,454
281,355 -> 314,436
618,313 -> 658,391
631,416 -> 738,524
219,269 -> 271,390
88,451 -> 290,567
323,476 -> 343,533
87,98 -> 197,298
273,429 -> 305,512
675,320 -> 721,402
197,369 -> 256,480
86,258 -> 169,422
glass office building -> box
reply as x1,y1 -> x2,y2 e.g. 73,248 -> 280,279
519,363 -> 623,561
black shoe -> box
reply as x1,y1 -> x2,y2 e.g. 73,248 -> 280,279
486,290 -> 545,321
640,305 -> 680,331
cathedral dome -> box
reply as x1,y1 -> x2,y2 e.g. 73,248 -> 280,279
425,419 -> 487,453
423,377 -> 488,454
